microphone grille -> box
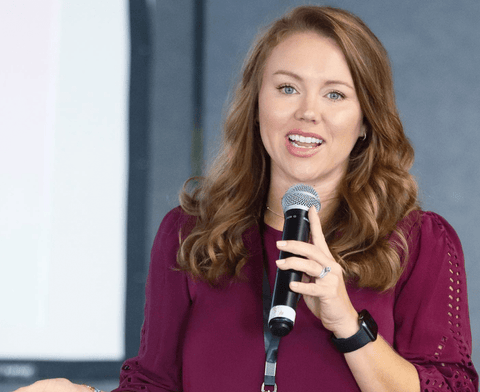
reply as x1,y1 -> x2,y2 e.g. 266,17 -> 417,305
281,184 -> 321,213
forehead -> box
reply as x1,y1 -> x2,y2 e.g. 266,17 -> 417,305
263,32 -> 352,82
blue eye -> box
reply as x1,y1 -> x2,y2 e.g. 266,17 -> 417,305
278,85 -> 297,95
327,91 -> 345,101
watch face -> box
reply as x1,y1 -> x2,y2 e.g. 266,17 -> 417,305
359,310 -> 378,340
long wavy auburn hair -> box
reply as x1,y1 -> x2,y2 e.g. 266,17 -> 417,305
178,6 -> 420,291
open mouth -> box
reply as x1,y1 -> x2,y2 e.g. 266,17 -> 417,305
288,134 -> 323,148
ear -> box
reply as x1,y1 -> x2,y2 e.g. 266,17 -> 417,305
358,122 -> 367,140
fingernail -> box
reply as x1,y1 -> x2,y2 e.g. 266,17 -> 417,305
291,282 -> 299,287
277,241 -> 287,247
276,259 -> 285,265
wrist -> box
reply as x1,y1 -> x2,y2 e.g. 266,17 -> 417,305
332,310 -> 360,339
331,310 -> 378,353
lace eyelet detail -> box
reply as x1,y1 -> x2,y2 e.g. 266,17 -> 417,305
420,214 -> 477,390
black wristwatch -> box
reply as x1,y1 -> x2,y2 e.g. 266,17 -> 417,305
331,309 -> 378,353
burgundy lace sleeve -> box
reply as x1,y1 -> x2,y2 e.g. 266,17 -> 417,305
394,212 -> 478,392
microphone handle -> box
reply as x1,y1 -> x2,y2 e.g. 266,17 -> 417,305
269,208 -> 311,337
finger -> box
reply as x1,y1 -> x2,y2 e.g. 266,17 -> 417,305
276,256 -> 325,278
276,240 -> 337,269
289,280 -> 329,297
308,206 -> 329,252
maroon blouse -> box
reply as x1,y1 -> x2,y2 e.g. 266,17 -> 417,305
112,207 -> 478,391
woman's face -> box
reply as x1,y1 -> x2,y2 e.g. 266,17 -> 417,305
258,32 -> 364,193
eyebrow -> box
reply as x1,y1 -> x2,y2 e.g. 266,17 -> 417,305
272,70 -> 355,90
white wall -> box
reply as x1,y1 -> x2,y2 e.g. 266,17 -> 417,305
0,0 -> 128,360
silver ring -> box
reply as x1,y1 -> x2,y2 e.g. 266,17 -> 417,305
83,385 -> 101,392
318,266 -> 331,279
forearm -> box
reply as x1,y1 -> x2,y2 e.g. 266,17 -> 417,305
344,334 -> 420,392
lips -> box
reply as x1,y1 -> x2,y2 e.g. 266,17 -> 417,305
288,134 -> 323,148
285,130 -> 324,157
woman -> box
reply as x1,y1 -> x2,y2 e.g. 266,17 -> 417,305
16,5 -> 478,392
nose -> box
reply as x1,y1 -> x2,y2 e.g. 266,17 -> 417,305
295,94 -> 319,124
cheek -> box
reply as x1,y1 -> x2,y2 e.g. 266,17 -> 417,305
258,91 -> 269,129
258,96 -> 272,148
258,89 -> 292,130
327,108 -> 363,139
258,98 -> 280,138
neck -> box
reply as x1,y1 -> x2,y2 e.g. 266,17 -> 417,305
264,179 -> 340,230
264,205 -> 284,230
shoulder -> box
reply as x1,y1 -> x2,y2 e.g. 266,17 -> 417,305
395,210 -> 465,293
155,206 -> 197,240
400,210 -> 462,256
150,206 -> 197,262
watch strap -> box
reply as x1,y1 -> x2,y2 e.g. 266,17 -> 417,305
331,310 -> 377,353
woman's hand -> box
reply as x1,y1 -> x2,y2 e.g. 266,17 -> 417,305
14,379 -> 97,392
275,207 -> 359,338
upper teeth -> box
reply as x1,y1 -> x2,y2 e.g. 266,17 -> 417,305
288,134 -> 323,144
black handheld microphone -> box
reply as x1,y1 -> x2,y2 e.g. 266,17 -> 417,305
268,184 -> 321,337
